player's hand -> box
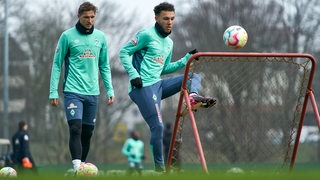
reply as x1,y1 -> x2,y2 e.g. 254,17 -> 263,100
130,77 -> 143,89
130,154 -> 136,159
188,49 -> 199,60
107,96 -> 115,105
50,98 -> 59,107
188,49 -> 198,54
22,157 -> 33,168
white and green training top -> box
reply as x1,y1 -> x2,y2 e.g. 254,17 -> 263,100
119,25 -> 192,93
121,138 -> 144,163
49,27 -> 114,99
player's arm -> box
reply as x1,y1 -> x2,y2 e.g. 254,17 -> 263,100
119,31 -> 149,80
161,50 -> 192,75
99,34 -> 115,104
49,33 -> 69,106
121,140 -> 131,156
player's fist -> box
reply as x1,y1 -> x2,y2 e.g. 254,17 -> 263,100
22,157 -> 33,168
188,49 -> 198,54
188,49 -> 199,60
50,98 -> 59,107
130,77 -> 143,89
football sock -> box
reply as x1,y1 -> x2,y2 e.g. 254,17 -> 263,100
81,124 -> 94,162
68,119 -> 82,160
72,159 -> 81,170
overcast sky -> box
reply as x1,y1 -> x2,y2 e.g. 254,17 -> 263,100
20,0 -> 180,26
113,0 -> 180,25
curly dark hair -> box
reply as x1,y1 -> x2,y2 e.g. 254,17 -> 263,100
153,2 -> 175,16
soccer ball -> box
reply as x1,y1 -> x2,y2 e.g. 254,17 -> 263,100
76,162 -> 98,176
0,167 -> 17,177
223,25 -> 248,49
226,167 -> 244,174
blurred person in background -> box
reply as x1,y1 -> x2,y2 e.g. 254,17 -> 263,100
122,131 -> 145,175
11,121 -> 37,174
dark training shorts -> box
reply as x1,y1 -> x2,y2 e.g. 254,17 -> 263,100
63,92 -> 98,125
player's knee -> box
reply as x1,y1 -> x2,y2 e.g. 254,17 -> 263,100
152,123 -> 164,139
191,73 -> 201,82
82,124 -> 94,138
68,120 -> 82,136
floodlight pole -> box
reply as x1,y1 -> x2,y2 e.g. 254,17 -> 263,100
3,0 -> 9,139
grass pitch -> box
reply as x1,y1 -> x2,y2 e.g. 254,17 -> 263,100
5,168 -> 319,180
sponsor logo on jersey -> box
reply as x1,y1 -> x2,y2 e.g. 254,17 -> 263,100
153,55 -> 164,65
79,49 -> 95,58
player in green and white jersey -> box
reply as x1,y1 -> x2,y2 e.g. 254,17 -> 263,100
119,2 -> 216,173
49,2 -> 114,172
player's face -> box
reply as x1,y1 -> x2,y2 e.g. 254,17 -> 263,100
78,10 -> 95,29
155,11 -> 175,33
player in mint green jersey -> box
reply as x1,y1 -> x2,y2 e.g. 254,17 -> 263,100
122,131 -> 145,175
49,2 -> 115,172
119,2 -> 216,173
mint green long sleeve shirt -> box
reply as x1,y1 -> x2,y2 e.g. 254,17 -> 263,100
122,138 -> 144,163
119,26 -> 192,93
49,27 -> 114,99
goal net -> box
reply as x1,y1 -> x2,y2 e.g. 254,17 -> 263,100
166,52 -> 318,173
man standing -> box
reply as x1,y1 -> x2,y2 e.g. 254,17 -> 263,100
49,2 -> 115,171
119,2 -> 215,172
11,121 -> 37,174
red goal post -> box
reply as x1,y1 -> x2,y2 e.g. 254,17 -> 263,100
166,52 -> 320,173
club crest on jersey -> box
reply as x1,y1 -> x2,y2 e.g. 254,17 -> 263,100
131,35 -> 139,46
79,49 -> 95,58
94,37 -> 99,46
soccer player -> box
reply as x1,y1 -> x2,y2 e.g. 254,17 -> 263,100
122,131 -> 145,175
11,121 -> 37,174
118,2 -> 216,172
49,2 -> 115,171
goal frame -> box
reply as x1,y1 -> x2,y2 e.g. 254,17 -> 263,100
166,52 -> 320,173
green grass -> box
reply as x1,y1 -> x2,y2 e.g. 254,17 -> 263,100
4,167 -> 319,180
